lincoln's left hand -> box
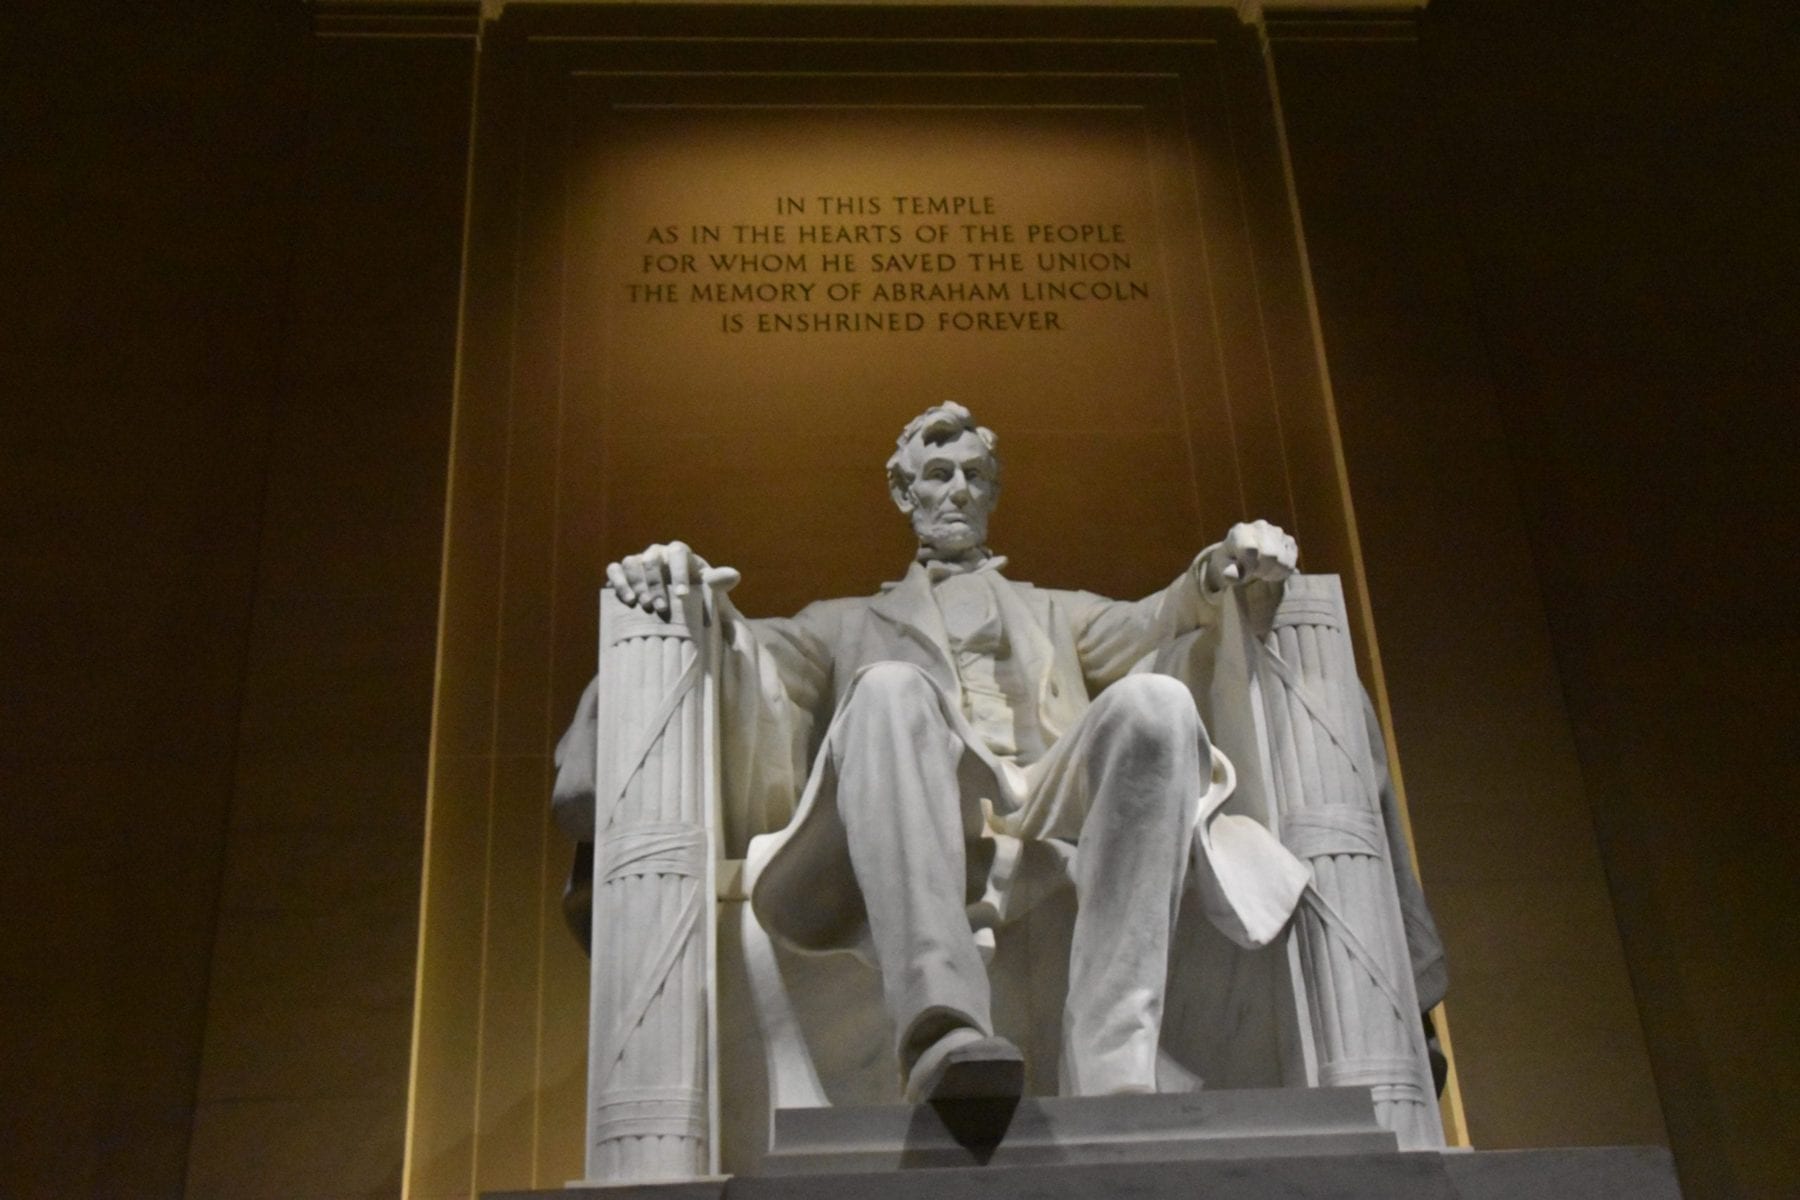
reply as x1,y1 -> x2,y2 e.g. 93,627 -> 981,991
1205,520 -> 1299,591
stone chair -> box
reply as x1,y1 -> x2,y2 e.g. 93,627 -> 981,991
553,574 -> 1445,1185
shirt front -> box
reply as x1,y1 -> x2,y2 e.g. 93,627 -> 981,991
929,563 -> 1050,787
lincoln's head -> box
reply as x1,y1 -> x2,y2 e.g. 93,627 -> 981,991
886,402 -> 1001,561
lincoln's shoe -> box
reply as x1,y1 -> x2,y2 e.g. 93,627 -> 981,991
905,1029 -> 1025,1103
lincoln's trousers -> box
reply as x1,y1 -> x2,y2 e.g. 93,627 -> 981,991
826,661 -> 1203,1095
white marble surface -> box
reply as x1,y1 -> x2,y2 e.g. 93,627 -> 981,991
763,1086 -> 1396,1173
505,1146 -> 1682,1200
564,404 -> 1445,1180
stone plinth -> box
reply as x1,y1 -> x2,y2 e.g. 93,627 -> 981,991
486,1144 -> 1680,1200
764,1087 -> 1393,1174
484,1089 -> 1680,1199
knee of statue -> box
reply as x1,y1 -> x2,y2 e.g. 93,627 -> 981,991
1096,672 -> 1200,741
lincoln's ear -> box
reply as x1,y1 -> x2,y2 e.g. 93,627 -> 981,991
890,478 -> 915,514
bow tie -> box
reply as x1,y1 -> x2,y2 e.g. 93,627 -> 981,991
922,553 -> 1008,583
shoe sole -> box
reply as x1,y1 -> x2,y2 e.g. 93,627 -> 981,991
913,1039 -> 1025,1102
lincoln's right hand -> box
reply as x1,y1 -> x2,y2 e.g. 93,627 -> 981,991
606,541 -> 736,620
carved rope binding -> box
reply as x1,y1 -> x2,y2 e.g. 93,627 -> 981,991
588,596 -> 717,1182
1252,581 -> 1442,1149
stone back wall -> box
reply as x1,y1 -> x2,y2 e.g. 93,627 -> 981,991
4,5 -> 1792,1200
1274,6 -> 1799,1197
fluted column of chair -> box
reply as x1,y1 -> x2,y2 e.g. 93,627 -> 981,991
584,588 -> 723,1183
1247,577 -> 1443,1151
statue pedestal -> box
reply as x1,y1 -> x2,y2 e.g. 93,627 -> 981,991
487,1145 -> 1680,1200
484,1091 -> 1681,1199
762,1087 -> 1393,1174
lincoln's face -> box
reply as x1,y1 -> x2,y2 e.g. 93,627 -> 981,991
898,428 -> 1000,557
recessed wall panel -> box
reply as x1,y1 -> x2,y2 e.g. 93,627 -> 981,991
410,11 -> 1390,1194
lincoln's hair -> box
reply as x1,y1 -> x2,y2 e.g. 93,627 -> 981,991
885,402 -> 1000,498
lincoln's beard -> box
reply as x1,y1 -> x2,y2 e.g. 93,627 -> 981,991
912,511 -> 988,560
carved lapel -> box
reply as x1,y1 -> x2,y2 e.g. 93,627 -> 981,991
986,577 -> 1067,733
869,562 -> 956,684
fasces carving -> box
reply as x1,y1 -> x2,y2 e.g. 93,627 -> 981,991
581,600 -> 723,1180
552,404 -> 1445,1184
1201,577 -> 1448,1150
